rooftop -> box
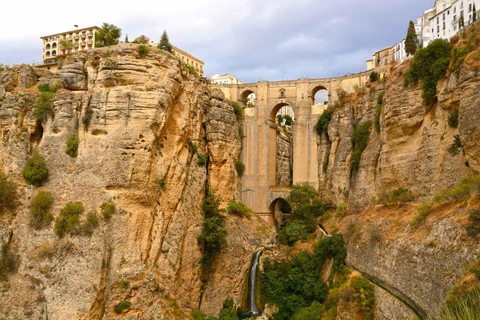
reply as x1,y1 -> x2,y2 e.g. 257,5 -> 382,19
40,26 -> 99,39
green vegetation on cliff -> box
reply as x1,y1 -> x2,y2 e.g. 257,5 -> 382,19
351,121 -> 372,170
0,243 -> 18,282
278,184 -> 325,246
227,201 -> 252,219
192,299 -> 239,320
0,173 -> 17,215
30,191 -> 54,229
66,132 -> 79,157
198,186 -> 227,271
95,23 -> 122,47
315,109 -> 332,138
22,151 -> 49,187
404,39 -> 451,104
261,234 -> 347,320
54,201 -> 84,237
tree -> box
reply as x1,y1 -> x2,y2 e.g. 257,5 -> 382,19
125,34 -> 129,42
157,30 -> 173,53
405,21 -> 418,56
0,63 -> 6,72
133,35 -> 150,44
95,23 -> 122,47
59,40 -> 74,52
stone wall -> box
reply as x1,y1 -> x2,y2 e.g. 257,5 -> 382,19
275,130 -> 292,187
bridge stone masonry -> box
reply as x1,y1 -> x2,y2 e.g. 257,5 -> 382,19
213,71 -> 371,216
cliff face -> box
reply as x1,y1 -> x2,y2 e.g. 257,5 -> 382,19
0,48 -> 273,319
318,62 -> 479,207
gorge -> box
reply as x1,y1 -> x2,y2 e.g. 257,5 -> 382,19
0,24 -> 480,320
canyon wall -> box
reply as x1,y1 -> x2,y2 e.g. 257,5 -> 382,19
0,48 -> 274,319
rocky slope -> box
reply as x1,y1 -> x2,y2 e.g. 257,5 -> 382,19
0,47 -> 274,319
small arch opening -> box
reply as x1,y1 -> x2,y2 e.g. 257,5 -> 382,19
313,86 -> 329,106
240,90 -> 255,107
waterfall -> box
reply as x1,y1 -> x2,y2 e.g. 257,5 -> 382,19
248,251 -> 262,316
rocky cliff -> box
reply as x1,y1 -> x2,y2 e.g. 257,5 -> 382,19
0,47 -> 274,319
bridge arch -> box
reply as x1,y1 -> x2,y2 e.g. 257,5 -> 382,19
312,85 -> 329,106
240,89 -> 256,107
269,198 -> 292,227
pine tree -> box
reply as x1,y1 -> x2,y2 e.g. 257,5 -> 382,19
405,21 -> 418,56
125,34 -> 129,42
157,30 -> 173,53
95,23 -> 122,47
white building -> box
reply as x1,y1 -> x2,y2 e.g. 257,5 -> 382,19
394,39 -> 408,63
417,0 -> 479,47
211,74 -> 244,85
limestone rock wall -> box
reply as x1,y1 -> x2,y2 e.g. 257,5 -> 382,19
0,48 -> 273,319
318,62 -> 479,207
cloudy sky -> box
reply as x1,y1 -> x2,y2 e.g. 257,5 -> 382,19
0,0 -> 432,82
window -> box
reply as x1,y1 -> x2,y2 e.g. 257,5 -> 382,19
443,22 -> 446,30
437,17 -> 440,23
437,25 -> 440,33
469,4 -> 472,12
454,15 -> 457,22
443,13 -> 445,20
454,6 -> 457,13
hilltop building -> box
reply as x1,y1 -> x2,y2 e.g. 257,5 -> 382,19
39,27 -> 204,76
367,0 -> 479,71
211,74 -> 244,85
41,26 -> 99,64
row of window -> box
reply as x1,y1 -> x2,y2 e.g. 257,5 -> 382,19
44,46 -> 92,58
44,31 -> 95,43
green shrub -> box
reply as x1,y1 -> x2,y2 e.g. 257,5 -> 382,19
0,243 -> 18,282
447,135 -> 464,157
466,208 -> 480,237
66,133 -> 79,157
434,175 -> 480,202
38,82 -> 61,93
330,220 -> 340,233
365,224 -> 381,243
278,220 -> 312,245
54,201 -> 84,237
22,151 -> 49,187
411,201 -> 433,228
323,152 -> 330,173
350,277 -> 375,320
34,92 -> 55,120
236,160 -> 245,177
197,154 -> 208,166
137,44 -> 150,58
231,101 -> 243,121
188,140 -> 198,154
374,92 -> 385,133
336,203 -> 347,217
100,202 -> 115,220
434,287 -> 480,320
198,187 -> 227,269
261,234 -> 346,320
81,212 -> 99,236
226,200 -> 252,218
0,173 -> 17,215
218,299 -> 239,320
114,300 -> 132,314
30,191 -> 54,229
315,109 -> 332,137
292,301 -> 324,320
351,121 -> 372,170
369,72 -> 380,83
404,39 -> 451,104
448,110 -> 459,128
377,187 -> 415,205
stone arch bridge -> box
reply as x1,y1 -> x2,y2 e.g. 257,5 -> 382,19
213,72 -> 370,215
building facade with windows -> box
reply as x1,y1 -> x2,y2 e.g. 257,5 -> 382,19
211,74 -> 244,85
394,39 -> 408,63
41,26 -> 99,63
171,45 -> 204,77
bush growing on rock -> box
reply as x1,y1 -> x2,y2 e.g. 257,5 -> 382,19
197,187 -> 227,270
54,201 -> 84,237
350,277 -> 375,320
351,121 -> 372,170
22,151 -> 48,187
369,72 -> 380,83
100,202 -> 115,221
236,160 -> 245,177
30,191 -> 54,229
411,201 -> 433,228
226,201 -> 252,218
315,109 -> 332,137
278,219 -> 312,245
66,132 -> 79,157
377,187 -> 415,205
447,135 -> 464,157
231,101 -> 243,121
137,44 -> 150,58
292,301 -> 324,320
0,243 -> 18,282
448,109 -> 459,128
434,175 -> 480,202
81,212 -> 99,236
404,39 -> 451,104
197,154 -> 208,166
0,173 -> 17,215
374,92 -> 385,133
336,203 -> 347,217
466,208 -> 480,237
114,300 -> 132,314
34,92 -> 55,120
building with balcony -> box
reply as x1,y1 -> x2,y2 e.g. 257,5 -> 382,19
171,45 -> 205,77
211,74 -> 244,85
40,26 -> 99,63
